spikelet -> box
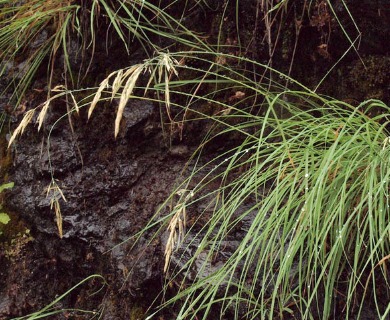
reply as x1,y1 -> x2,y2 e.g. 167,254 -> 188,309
163,189 -> 192,273
69,91 -> 80,114
160,53 -> 179,119
37,100 -> 51,131
115,64 -> 144,138
111,69 -> 124,101
8,109 -> 35,148
37,90 -> 68,131
164,203 -> 187,273
88,70 -> 118,119
46,181 -> 67,238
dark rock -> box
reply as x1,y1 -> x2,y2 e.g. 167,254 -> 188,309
2,98 -> 198,318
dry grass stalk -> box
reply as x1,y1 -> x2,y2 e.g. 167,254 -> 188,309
37,88 -> 69,132
160,53 -> 179,121
115,64 -> 144,137
164,203 -> 187,273
88,74 -> 115,118
8,109 -> 35,147
37,99 -> 51,131
46,181 -> 67,238
164,189 -> 193,273
8,87 -> 73,148
86,52 -> 180,138
67,89 -> 80,114
111,69 -> 124,101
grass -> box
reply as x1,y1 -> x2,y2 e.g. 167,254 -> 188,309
146,57 -> 388,319
154,96 -> 390,319
0,0 -> 78,101
0,0 -> 210,107
10,48 -> 390,318
11,274 -> 106,320
4,0 -> 390,319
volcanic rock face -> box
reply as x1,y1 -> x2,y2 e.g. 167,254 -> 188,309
0,99 -> 201,318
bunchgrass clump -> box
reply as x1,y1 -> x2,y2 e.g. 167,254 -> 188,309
0,0 -> 78,99
153,95 -> 390,319
102,53 -> 389,319
9,47 -> 390,319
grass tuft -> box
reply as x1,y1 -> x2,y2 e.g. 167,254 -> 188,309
5,1 -> 389,318
9,46 -> 390,318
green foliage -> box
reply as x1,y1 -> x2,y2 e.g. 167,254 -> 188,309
0,0 -> 78,100
104,52 -> 389,319
157,97 -> 390,319
0,0 -> 209,104
0,212 -> 11,231
0,181 -> 14,236
11,44 -> 390,317
0,212 -> 10,225
0,181 -> 14,193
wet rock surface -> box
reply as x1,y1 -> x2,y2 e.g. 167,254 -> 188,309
0,99 -> 205,318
